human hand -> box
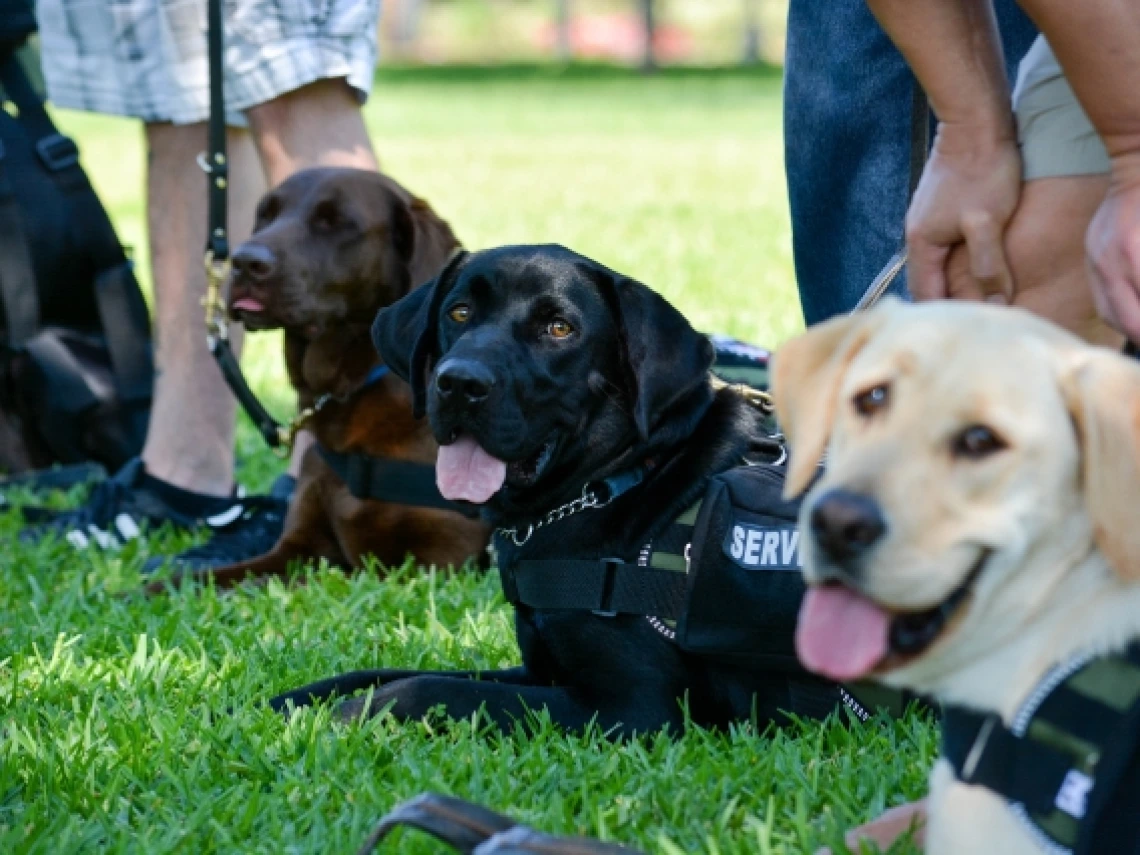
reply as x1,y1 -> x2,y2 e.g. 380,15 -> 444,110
1086,169 -> 1140,342
906,121 -> 1022,304
815,799 -> 928,855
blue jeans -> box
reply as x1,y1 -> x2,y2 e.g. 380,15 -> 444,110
784,0 -> 1038,325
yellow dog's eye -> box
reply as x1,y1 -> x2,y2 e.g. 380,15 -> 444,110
547,319 -> 574,339
852,383 -> 890,417
953,425 -> 1007,459
448,304 -> 471,323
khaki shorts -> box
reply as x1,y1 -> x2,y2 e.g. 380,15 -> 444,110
37,0 -> 380,125
1013,36 -> 1110,180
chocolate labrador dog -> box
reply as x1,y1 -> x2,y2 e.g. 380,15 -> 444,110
271,244 -> 836,734
167,167 -> 488,588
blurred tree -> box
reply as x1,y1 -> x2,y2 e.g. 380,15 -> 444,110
742,0 -> 762,64
389,0 -> 424,55
555,0 -> 572,61
639,0 -> 656,71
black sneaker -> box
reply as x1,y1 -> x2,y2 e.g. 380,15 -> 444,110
141,474 -> 295,574
0,462 -> 107,493
20,458 -> 246,550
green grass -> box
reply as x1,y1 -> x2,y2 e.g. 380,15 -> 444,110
1,67 -> 932,853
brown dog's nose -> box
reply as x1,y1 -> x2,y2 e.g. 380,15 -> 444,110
810,489 -> 886,563
435,359 -> 495,406
231,243 -> 277,281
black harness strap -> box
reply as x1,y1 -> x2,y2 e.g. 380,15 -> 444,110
317,446 -> 469,514
942,708 -> 1077,817
942,642 -> 1140,852
508,557 -> 688,618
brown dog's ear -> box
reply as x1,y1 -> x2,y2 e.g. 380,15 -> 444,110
399,197 -> 462,293
1059,349 -> 1140,581
772,305 -> 893,498
372,250 -> 470,418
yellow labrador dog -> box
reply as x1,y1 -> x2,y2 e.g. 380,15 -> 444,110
772,299 -> 1140,855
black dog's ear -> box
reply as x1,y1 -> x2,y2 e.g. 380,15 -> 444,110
372,250 -> 470,418
593,267 -> 715,440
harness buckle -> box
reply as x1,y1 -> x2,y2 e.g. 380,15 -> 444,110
960,714 -> 999,784
35,133 -> 80,171
591,557 -> 622,618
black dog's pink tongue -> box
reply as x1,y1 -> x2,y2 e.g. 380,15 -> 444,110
436,435 -> 507,504
795,585 -> 891,681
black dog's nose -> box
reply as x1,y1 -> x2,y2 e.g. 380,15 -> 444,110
231,243 -> 277,281
810,489 -> 886,563
435,359 -> 495,405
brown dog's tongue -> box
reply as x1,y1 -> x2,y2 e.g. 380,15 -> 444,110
436,435 -> 507,504
795,586 -> 891,681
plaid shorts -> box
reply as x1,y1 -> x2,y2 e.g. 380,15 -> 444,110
36,0 -> 381,125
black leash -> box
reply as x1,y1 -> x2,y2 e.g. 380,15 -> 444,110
200,0 -> 293,451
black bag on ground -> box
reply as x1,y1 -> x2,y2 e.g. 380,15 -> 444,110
0,40 -> 154,474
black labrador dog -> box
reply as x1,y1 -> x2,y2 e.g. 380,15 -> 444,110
271,244 -> 835,733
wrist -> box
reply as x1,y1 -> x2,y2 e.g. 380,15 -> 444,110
934,108 -> 1017,149
1109,146 -> 1140,189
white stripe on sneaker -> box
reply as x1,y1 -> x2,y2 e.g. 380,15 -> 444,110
87,525 -> 115,549
205,505 -> 244,528
115,513 -> 141,541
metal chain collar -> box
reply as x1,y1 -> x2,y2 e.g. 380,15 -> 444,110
495,480 -> 615,547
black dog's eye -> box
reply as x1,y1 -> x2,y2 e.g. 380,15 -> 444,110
952,425 -> 1007,460
448,303 -> 471,324
310,200 -> 342,232
255,196 -> 280,225
547,318 -> 574,339
852,383 -> 890,417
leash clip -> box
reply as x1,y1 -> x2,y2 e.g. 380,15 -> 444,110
202,249 -> 231,345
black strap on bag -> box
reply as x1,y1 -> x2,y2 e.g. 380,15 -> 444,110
0,59 -> 153,405
0,142 -> 39,346
0,43 -> 153,470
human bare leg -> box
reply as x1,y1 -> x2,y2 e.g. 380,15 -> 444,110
140,122 -> 265,495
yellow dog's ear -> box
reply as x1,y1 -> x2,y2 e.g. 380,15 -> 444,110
772,304 -> 893,498
1061,348 -> 1140,582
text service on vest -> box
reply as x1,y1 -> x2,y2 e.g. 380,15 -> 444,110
724,521 -> 802,571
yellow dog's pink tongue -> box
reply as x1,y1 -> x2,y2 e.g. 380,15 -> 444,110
795,585 -> 891,681
436,435 -> 507,504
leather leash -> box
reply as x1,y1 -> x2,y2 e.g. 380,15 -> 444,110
199,0 -> 298,452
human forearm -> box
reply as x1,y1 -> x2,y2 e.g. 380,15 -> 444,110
866,0 -> 1013,137
1017,0 -> 1140,175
